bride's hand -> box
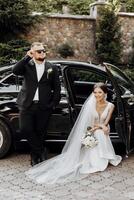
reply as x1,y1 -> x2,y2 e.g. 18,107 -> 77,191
100,125 -> 109,134
90,126 -> 99,133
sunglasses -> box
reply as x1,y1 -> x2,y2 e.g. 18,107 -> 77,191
35,50 -> 46,54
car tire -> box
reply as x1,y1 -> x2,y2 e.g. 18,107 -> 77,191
0,119 -> 12,158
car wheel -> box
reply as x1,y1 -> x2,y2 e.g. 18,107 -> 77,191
0,120 -> 12,158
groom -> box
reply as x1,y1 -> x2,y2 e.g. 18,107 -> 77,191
13,42 -> 61,166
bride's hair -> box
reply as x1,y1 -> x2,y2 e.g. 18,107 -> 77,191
93,82 -> 108,94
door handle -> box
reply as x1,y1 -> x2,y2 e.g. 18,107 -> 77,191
127,99 -> 134,105
0,96 -> 14,101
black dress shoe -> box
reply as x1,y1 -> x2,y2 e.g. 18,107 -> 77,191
31,159 -> 38,167
30,154 -> 40,166
39,148 -> 47,162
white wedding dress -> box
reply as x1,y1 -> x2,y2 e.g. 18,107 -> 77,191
26,94 -> 122,184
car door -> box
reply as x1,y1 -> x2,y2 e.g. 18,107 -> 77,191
62,63 -> 107,123
104,63 -> 134,155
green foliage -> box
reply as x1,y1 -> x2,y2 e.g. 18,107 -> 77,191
29,0 -> 94,15
0,0 -> 32,41
123,68 -> 134,82
29,0 -> 134,14
96,6 -> 122,64
29,0 -> 65,13
0,39 -> 30,65
125,0 -> 134,12
57,42 -> 74,58
108,0 -> 134,12
68,0 -> 94,15
108,0 -> 121,13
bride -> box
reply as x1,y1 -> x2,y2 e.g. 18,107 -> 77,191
26,82 -> 122,184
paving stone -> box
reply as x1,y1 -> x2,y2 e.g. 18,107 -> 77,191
0,153 -> 134,200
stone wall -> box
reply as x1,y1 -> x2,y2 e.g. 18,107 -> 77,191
118,12 -> 134,64
25,14 -> 96,62
24,13 -> 134,63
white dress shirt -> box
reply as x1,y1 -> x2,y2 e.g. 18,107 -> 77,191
33,60 -> 45,101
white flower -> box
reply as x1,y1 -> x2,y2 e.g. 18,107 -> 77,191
81,128 -> 98,149
47,68 -> 53,79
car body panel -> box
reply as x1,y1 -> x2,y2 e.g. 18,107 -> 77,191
104,63 -> 134,154
0,60 -> 133,157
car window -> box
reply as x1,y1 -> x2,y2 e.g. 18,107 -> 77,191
2,74 -> 16,85
104,63 -> 134,95
67,67 -> 107,104
2,74 -> 23,85
0,65 -> 13,79
71,68 -> 106,82
0,74 -> 23,91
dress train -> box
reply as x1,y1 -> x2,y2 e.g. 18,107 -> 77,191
26,94 -> 122,184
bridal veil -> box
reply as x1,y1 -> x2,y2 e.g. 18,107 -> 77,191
26,94 -> 96,184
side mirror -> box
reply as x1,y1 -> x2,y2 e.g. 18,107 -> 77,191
121,90 -> 133,98
121,90 -> 134,105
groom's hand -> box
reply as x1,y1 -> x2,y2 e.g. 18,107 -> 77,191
27,50 -> 33,58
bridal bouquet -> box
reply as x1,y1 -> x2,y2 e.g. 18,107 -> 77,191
81,126 -> 98,148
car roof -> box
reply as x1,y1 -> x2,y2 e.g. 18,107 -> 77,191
0,59 -> 106,74
49,59 -> 106,72
0,64 -> 14,72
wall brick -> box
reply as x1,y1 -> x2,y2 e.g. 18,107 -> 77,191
24,13 -> 134,64
118,12 -> 134,64
25,14 -> 96,62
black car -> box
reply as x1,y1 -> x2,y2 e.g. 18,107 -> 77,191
0,60 -> 134,158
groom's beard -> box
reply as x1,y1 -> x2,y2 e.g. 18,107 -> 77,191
36,57 -> 45,62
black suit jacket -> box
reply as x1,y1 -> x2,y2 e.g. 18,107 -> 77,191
12,56 -> 61,110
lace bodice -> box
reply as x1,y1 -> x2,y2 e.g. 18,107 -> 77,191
94,102 -> 112,125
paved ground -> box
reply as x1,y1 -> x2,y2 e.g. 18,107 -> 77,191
0,152 -> 134,200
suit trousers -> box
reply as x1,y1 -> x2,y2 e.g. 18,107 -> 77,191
19,103 -> 52,156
